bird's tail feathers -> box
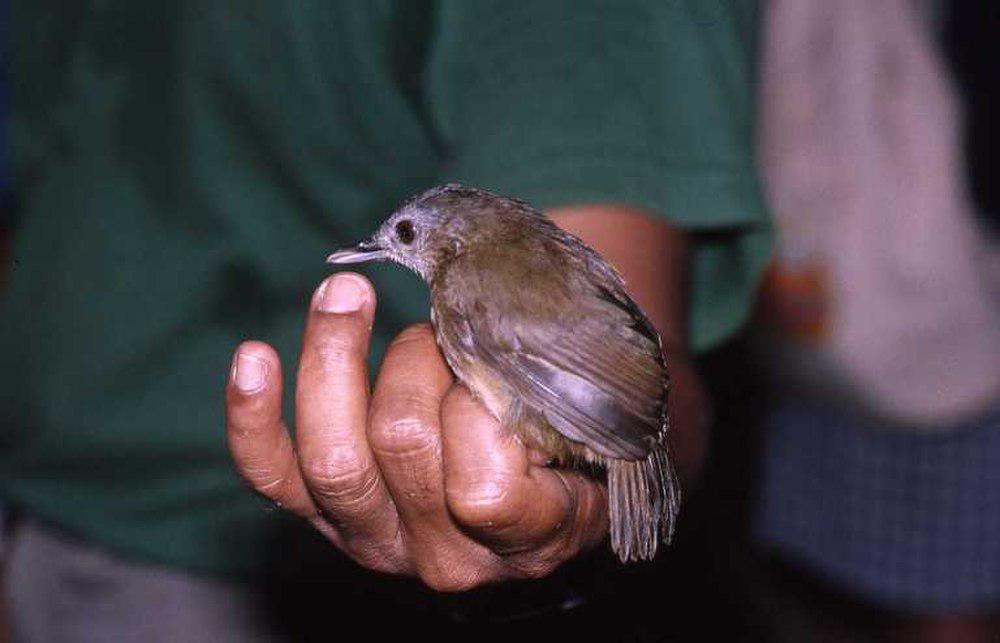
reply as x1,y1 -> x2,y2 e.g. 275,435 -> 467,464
607,440 -> 680,562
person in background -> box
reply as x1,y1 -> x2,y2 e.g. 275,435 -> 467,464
3,2 -> 769,640
752,1 -> 1000,641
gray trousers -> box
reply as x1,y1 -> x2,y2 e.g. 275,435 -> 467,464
2,517 -> 286,643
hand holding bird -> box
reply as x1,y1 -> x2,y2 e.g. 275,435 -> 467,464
226,276 -> 610,590
225,186 -> 706,586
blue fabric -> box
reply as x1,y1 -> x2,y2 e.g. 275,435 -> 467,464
755,402 -> 1000,612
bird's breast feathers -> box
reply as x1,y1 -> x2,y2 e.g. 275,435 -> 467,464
429,249 -> 667,462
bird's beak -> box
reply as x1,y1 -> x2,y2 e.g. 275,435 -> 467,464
326,239 -> 387,264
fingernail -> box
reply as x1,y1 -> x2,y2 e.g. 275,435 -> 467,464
317,274 -> 366,313
233,351 -> 267,393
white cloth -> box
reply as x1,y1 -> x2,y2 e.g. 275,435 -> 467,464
757,0 -> 1000,428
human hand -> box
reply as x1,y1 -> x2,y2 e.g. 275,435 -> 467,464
225,273 -> 609,591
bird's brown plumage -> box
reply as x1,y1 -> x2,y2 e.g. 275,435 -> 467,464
431,226 -> 665,460
327,184 -> 680,561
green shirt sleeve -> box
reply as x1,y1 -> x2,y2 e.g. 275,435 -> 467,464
427,0 -> 772,350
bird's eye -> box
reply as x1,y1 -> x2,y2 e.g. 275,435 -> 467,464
395,219 -> 415,245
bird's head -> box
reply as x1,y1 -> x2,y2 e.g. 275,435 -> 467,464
326,183 -> 540,282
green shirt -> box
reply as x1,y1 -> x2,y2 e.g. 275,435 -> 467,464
4,0 -> 770,576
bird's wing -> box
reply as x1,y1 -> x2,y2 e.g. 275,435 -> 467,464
455,269 -> 667,461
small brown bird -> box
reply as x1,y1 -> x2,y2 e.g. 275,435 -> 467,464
327,184 -> 679,562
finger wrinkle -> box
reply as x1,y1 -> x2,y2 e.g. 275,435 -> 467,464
236,456 -> 313,512
302,459 -> 383,510
254,475 -> 287,494
368,416 -> 439,458
227,415 -> 274,441
245,450 -> 299,494
346,529 -> 411,575
311,334 -> 365,370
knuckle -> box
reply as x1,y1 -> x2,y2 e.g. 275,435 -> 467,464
301,455 -> 380,508
446,477 -> 522,531
368,412 -> 438,459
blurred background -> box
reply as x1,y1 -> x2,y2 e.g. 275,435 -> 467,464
2,1 -> 998,641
